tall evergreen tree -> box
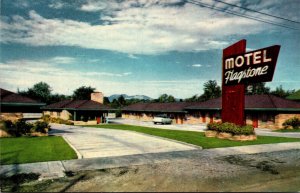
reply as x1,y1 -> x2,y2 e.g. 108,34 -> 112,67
72,86 -> 96,100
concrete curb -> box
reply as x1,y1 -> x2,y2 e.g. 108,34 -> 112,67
62,136 -> 83,159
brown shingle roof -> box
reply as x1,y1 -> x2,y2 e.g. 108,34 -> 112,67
42,99 -> 112,111
185,95 -> 300,110
123,102 -> 194,112
123,95 -> 300,112
0,88 -> 44,104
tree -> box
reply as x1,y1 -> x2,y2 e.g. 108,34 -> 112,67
110,99 -> 119,108
157,94 -> 176,103
18,82 -> 52,103
167,95 -> 176,102
185,94 -> 199,102
72,86 -> 96,100
200,80 -> 221,101
49,93 -> 70,104
271,85 -> 295,98
245,82 -> 270,95
117,95 -> 126,106
103,97 -> 110,105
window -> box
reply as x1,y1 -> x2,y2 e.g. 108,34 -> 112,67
261,113 -> 268,122
215,112 -> 221,120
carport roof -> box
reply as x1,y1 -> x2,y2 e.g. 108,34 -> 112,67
0,88 -> 45,106
42,100 -> 112,111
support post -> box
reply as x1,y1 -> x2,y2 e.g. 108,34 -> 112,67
221,39 -> 246,125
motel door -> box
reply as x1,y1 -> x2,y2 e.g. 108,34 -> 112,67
201,113 -> 206,123
252,115 -> 258,128
209,114 -> 213,123
96,117 -> 101,124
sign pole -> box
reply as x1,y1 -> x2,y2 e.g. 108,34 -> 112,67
222,39 -> 246,126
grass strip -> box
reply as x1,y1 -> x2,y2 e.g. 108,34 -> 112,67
0,136 -> 77,165
87,124 -> 300,149
273,128 -> 300,132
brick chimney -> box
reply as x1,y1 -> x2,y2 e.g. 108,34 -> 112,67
91,92 -> 104,104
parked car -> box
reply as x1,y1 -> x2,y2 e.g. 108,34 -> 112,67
153,114 -> 172,125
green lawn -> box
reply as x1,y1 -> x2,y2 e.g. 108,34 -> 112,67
0,136 -> 77,165
273,128 -> 300,132
87,124 -> 300,149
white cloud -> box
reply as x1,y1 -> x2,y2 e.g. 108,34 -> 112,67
80,1 -> 108,12
49,2 -> 65,9
1,1 -> 294,54
0,58 -> 133,93
0,58 -> 213,98
48,56 -> 76,64
192,64 -> 202,67
128,54 -> 139,59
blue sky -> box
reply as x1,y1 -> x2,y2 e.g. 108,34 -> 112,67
0,0 -> 299,99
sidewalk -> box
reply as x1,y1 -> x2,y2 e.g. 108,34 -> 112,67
1,142 -> 299,180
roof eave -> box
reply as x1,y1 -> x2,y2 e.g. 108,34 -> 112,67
245,108 -> 300,112
41,107 -> 113,111
1,102 -> 46,106
122,109 -> 187,113
184,108 -> 221,110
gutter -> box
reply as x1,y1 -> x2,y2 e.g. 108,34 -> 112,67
183,107 -> 299,112
1,102 -> 46,106
122,110 -> 187,113
41,108 -> 115,111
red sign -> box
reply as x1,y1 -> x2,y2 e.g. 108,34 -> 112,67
223,45 -> 280,85
221,40 -> 280,126
222,40 -> 246,126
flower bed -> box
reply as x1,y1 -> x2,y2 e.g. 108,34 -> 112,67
205,122 -> 256,141
0,120 -> 50,137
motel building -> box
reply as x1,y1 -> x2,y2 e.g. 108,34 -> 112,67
42,92 -> 113,125
122,94 -> 300,130
0,88 -> 46,121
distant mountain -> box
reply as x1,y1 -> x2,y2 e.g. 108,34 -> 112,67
108,94 -> 152,102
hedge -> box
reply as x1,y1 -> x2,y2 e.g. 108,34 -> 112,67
207,122 -> 254,135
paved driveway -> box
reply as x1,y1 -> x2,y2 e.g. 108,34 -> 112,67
50,124 -> 199,159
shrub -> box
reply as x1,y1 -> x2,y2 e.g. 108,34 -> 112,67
283,117 -> 300,129
14,119 -> 33,136
32,121 -> 50,133
207,122 -> 222,131
42,115 -> 51,123
4,120 -> 13,129
41,115 -> 74,125
207,122 -> 254,135
0,119 -> 51,137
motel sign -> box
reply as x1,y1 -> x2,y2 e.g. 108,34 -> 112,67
221,40 -> 280,125
223,45 -> 280,85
